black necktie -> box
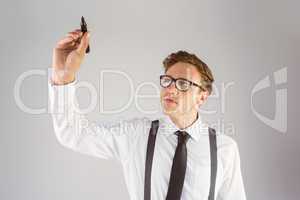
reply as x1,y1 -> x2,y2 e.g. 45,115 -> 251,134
166,130 -> 190,200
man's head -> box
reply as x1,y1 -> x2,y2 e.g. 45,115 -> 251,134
160,50 -> 214,117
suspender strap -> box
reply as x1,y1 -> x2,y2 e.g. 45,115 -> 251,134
208,127 -> 217,200
144,120 -> 217,200
144,120 -> 159,200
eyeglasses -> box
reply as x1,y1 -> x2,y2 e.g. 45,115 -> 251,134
160,75 -> 205,92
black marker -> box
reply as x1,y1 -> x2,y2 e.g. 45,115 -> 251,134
81,16 -> 90,53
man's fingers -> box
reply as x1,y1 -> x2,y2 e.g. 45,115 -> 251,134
56,31 -> 82,48
66,32 -> 82,41
76,32 -> 90,55
56,37 -> 75,47
70,29 -> 82,33
55,30 -> 88,52
67,30 -> 82,36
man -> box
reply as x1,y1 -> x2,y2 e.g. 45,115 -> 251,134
49,29 -> 246,200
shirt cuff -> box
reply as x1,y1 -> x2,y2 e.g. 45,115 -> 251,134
47,68 -> 78,114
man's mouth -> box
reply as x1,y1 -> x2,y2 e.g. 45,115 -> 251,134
163,97 -> 177,104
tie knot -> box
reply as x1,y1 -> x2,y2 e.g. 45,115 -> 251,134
175,130 -> 190,144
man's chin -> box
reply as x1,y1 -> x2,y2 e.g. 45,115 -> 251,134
162,105 -> 179,116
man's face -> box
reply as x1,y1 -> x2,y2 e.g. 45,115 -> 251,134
160,62 -> 208,117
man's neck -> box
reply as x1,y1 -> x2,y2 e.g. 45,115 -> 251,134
168,111 -> 199,130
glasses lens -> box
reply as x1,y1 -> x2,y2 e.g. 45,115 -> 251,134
176,79 -> 190,91
160,76 -> 172,88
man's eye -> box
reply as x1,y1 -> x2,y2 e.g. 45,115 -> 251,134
161,77 -> 172,86
177,80 -> 189,88
163,78 -> 171,84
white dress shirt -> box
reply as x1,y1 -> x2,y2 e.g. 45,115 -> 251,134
48,74 -> 247,200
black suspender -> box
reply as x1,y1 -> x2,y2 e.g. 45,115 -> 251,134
208,127 -> 217,200
144,120 -> 218,200
144,120 -> 159,200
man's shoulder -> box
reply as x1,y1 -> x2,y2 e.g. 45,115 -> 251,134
215,133 -> 237,147
215,132 -> 239,156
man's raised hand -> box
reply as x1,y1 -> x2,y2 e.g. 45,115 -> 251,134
51,29 -> 90,85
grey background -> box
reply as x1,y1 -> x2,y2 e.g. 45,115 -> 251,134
0,0 -> 299,199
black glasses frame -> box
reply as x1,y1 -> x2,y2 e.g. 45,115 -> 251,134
160,75 -> 205,92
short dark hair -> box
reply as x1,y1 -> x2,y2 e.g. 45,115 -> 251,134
163,50 -> 214,94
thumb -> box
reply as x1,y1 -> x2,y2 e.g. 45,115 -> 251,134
76,32 -> 90,55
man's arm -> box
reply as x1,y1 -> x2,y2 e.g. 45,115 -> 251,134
216,140 -> 247,200
48,72 -> 146,163
49,29 -> 146,163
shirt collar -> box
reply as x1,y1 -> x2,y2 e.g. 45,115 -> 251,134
159,111 -> 209,142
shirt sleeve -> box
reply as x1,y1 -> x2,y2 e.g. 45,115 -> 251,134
216,140 -> 247,200
48,69 -> 148,164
